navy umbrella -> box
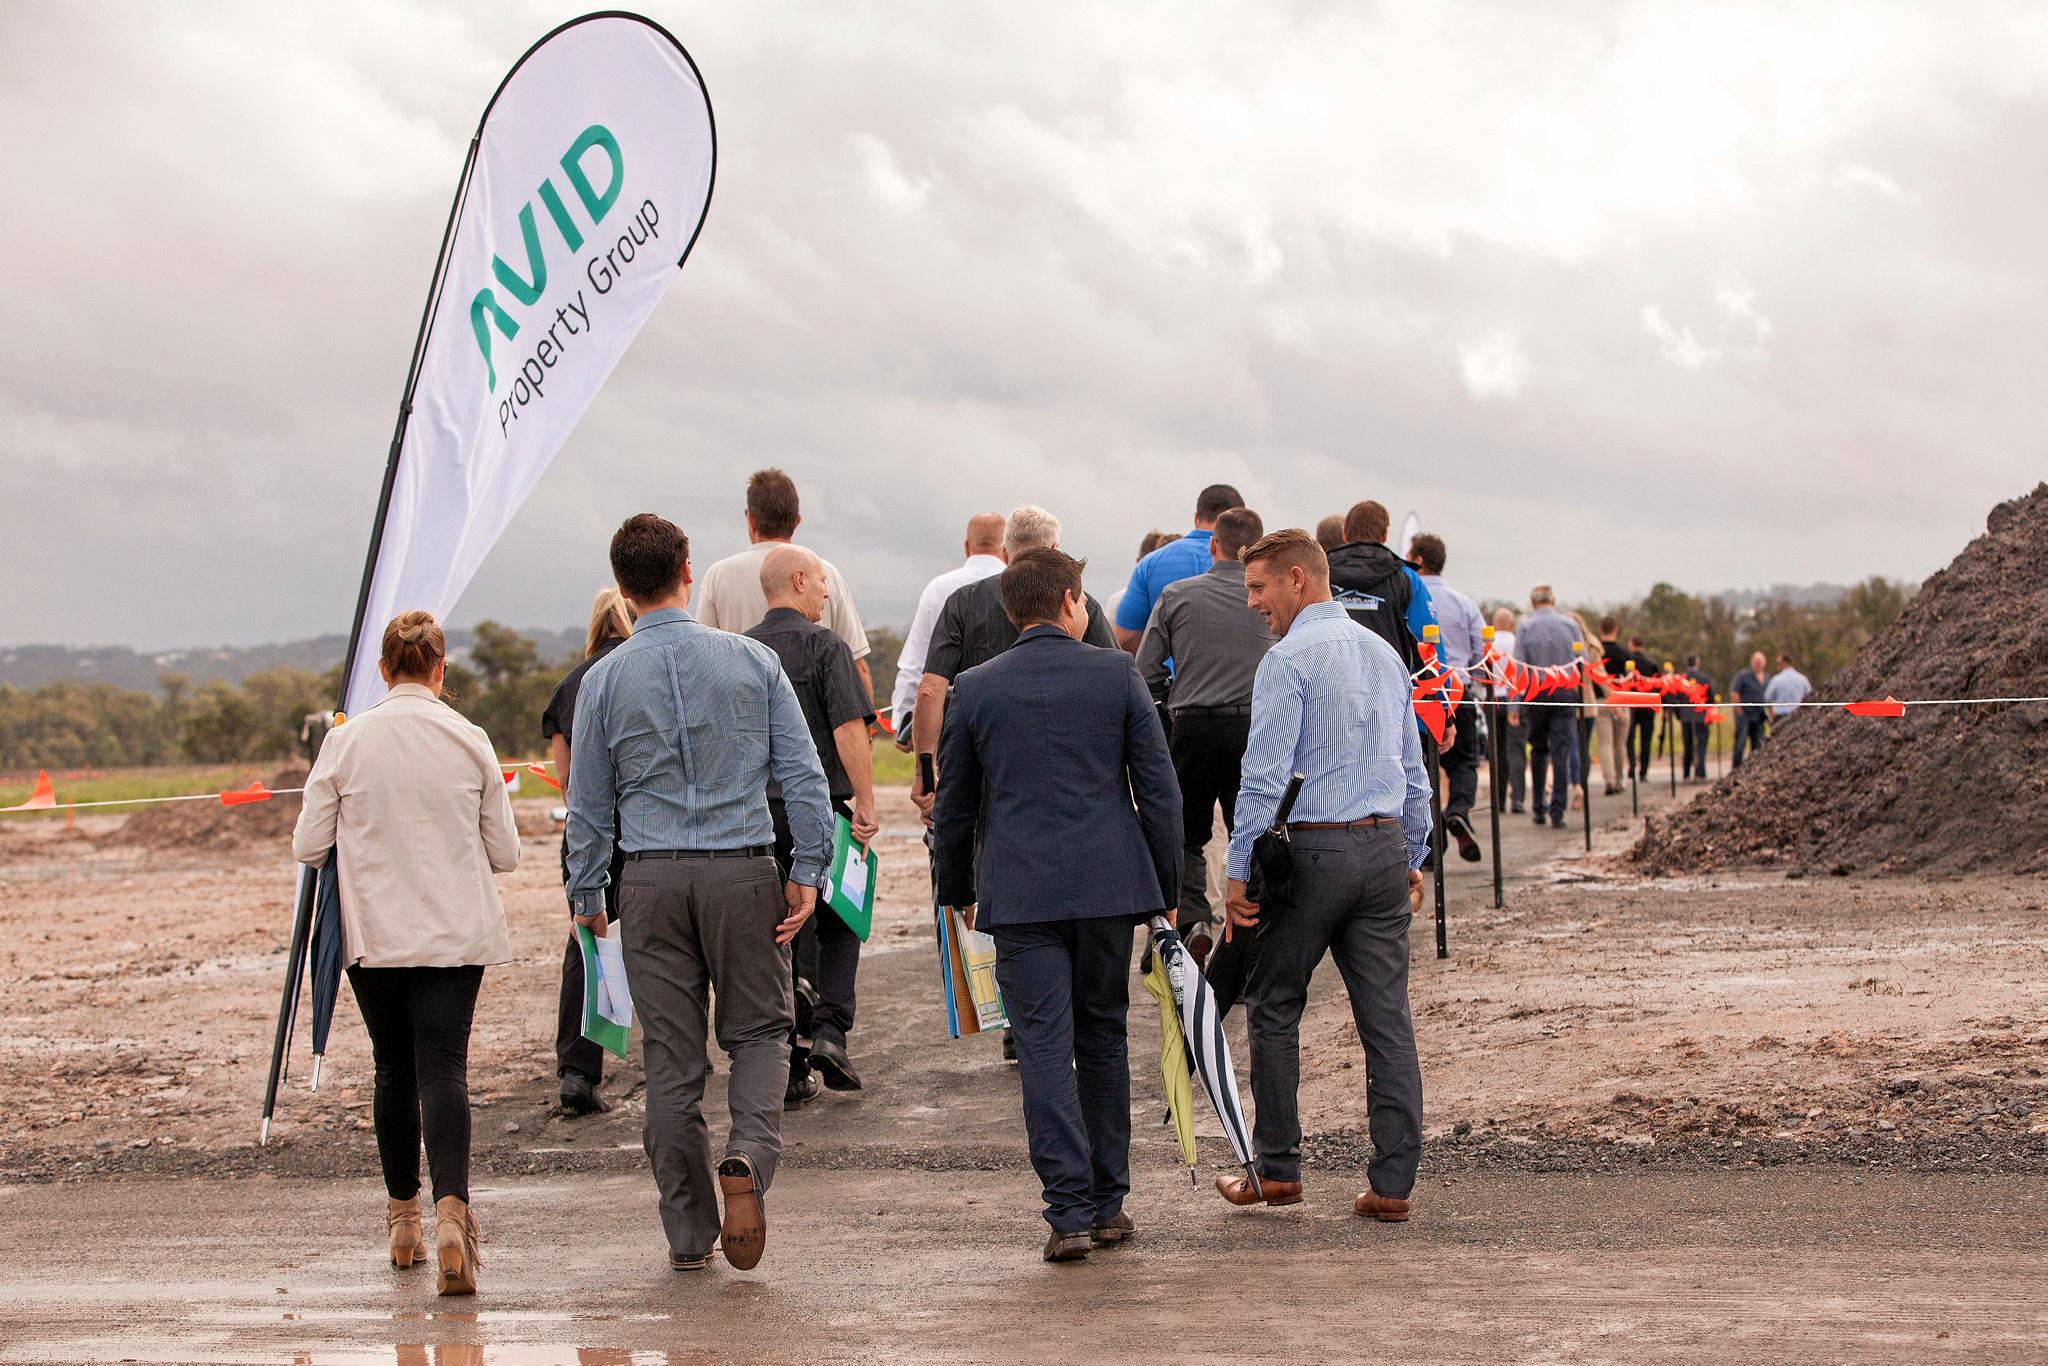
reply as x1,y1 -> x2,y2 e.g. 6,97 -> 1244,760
307,854 -> 346,1091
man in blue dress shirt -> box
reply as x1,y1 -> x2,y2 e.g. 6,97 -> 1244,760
1112,483 -> 1245,651
568,514 -> 834,1275
1217,529 -> 1432,1224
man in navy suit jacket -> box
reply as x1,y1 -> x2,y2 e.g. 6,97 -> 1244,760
934,547 -> 1182,1262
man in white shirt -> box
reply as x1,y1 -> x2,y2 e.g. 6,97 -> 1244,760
1764,653 -> 1813,725
695,468 -> 874,696
889,513 -> 1008,747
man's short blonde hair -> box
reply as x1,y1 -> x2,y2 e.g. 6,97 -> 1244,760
1005,505 -> 1061,555
1240,527 -> 1329,584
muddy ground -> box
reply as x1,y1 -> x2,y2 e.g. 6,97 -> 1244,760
2,779 -> 2042,1183
3,777 -> 2046,1361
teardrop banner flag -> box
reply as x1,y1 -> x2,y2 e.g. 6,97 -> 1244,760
339,11 -> 717,714
264,11 -> 715,1143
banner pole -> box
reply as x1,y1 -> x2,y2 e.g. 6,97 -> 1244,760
1666,708 -> 1677,796
260,131 -> 481,1144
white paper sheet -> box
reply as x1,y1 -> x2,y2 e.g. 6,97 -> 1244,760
837,846 -> 870,910
592,930 -> 632,1027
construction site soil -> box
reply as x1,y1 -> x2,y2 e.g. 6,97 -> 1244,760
1634,483 -> 2048,878
2,782 -> 2042,1188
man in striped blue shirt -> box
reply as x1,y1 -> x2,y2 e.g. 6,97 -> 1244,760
1217,529 -> 1430,1224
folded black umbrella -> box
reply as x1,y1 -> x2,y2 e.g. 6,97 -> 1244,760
1244,771 -> 1307,907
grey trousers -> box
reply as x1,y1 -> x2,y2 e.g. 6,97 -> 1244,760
618,854 -> 793,1259
1244,822 -> 1422,1198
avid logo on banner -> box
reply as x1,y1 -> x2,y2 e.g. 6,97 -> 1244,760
470,123 -> 667,434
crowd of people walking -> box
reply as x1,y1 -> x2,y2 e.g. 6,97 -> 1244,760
289,469 -> 1800,1289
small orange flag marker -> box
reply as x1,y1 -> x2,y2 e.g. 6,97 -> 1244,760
3,771 -> 57,811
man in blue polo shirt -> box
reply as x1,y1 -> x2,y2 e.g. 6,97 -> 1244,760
1113,484 -> 1245,651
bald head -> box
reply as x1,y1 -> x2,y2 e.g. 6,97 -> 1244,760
761,543 -> 828,622
965,512 -> 1005,558
1492,607 -> 1517,632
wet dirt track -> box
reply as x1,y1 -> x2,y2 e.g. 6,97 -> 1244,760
2,1167 -> 2045,1363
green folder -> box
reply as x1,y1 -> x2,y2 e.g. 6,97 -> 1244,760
576,923 -> 631,1059
823,813 -> 876,942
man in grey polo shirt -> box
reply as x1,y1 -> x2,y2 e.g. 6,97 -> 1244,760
1137,506 -> 1271,1004
568,513 -> 833,1276
1510,584 -> 1584,829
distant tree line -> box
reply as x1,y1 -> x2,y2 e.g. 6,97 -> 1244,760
0,587 -> 1903,772
0,620 -> 580,771
1537,576 -> 1912,694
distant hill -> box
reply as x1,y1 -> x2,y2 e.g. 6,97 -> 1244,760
0,627 -> 588,694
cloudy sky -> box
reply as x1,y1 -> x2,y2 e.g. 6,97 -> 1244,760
3,1 -> 2044,648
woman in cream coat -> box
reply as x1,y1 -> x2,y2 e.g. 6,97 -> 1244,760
292,610 -> 519,1296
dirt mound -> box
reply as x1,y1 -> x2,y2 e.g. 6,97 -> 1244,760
106,766 -> 307,854
1633,484 -> 2048,877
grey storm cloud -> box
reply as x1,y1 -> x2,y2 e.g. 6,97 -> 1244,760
2,0 -> 2045,648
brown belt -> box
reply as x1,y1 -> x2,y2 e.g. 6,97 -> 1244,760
1288,816 -> 1396,831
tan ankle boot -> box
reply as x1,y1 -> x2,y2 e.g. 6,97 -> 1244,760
434,1195 -> 481,1296
386,1196 -> 424,1269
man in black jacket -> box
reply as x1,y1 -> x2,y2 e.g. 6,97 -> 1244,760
933,548 -> 1182,1263
1325,499 -> 1436,672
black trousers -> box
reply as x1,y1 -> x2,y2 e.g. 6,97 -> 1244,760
1527,708 -> 1578,820
1167,708 -> 1249,928
556,842 -> 624,1084
1680,716 -> 1707,778
770,797 -> 861,1067
1629,710 -> 1656,779
1166,708 -> 1257,1013
347,964 -> 484,1204
1732,711 -> 1766,768
1493,713 -> 1527,809
1441,709 -> 1481,823
990,915 -> 1136,1235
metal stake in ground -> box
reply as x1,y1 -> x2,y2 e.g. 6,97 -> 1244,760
1488,699 -> 1505,911
1429,733 -> 1449,959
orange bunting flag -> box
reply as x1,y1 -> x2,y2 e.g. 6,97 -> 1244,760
1413,697 -> 1447,745
1846,697 -> 1906,718
1703,707 -> 1725,725
875,712 -> 896,736
1606,690 -> 1663,708
526,763 -> 563,790
501,768 -> 519,786
219,782 -> 273,807
3,770 -> 57,812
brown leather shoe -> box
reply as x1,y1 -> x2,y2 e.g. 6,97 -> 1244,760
718,1155 -> 767,1270
1214,1172 -> 1303,1207
1043,1230 -> 1091,1262
1353,1190 -> 1412,1222
1089,1211 -> 1135,1246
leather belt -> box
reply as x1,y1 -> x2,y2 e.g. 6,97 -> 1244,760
625,846 -> 772,861
1174,704 -> 1253,718
1288,816 -> 1396,831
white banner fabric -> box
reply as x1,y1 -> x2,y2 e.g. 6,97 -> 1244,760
343,13 -> 714,712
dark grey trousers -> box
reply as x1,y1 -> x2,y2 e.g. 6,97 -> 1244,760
618,854 -> 793,1259
1244,822 -> 1422,1198
989,915 -> 1137,1235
